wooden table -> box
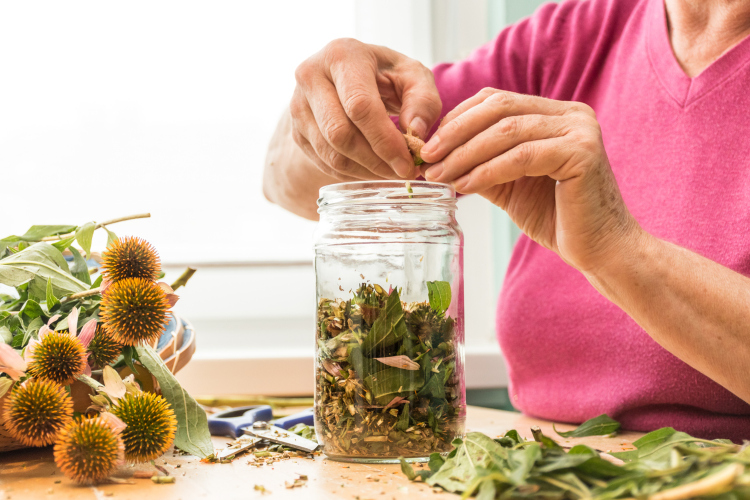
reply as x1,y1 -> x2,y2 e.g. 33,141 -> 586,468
0,407 -> 642,500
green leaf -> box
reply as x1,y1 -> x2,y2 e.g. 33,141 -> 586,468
105,227 -> 118,249
121,345 -> 140,375
20,299 -> 43,320
0,326 -> 12,344
135,345 -> 214,459
68,247 -> 91,285
400,457 -> 418,480
12,225 -> 77,242
75,221 -> 96,260
51,235 -> 77,253
46,278 -> 60,311
553,414 -> 621,438
0,243 -> 87,296
426,281 -> 451,314
361,289 -> 407,356
427,433 -> 508,493
366,368 -> 424,405
508,444 -> 542,485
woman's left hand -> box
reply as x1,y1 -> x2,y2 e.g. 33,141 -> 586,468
420,88 -> 642,274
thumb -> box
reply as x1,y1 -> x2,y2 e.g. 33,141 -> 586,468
396,64 -> 442,139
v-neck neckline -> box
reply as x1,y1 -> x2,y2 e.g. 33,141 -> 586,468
646,0 -> 750,108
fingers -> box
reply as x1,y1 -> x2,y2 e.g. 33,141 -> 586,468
291,95 -> 383,181
325,44 -> 415,178
424,114 -> 570,184
381,51 -> 442,138
303,77 -> 398,179
421,90 -> 575,164
451,137 -> 573,193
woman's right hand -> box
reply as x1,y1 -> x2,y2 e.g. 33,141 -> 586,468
290,38 -> 442,180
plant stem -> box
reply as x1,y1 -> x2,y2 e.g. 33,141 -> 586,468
171,267 -> 197,291
41,213 -> 152,241
62,287 -> 101,302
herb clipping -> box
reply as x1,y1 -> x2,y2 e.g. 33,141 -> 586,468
400,414 -> 750,499
316,281 -> 461,459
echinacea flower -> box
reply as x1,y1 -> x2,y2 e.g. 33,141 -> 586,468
100,278 -> 169,346
54,416 -> 125,484
3,378 -> 73,447
111,392 -> 177,463
100,236 -> 161,282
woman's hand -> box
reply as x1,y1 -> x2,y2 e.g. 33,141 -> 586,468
421,88 -> 642,274
290,38 -> 442,181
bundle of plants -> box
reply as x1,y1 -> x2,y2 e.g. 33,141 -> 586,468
400,414 -> 750,499
0,215 -> 213,483
316,280 -> 462,459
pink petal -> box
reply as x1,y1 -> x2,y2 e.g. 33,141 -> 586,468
47,314 -> 61,327
384,396 -> 408,410
100,279 -> 112,295
98,411 -> 127,434
78,319 -> 97,348
322,359 -> 342,378
158,282 -> 180,308
157,282 -> 174,294
83,362 -> 92,376
0,343 -> 27,381
166,294 -> 179,308
38,325 -> 52,339
67,307 -> 79,336
24,338 -> 39,365
374,355 -> 420,371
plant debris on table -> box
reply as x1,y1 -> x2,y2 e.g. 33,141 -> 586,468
400,414 -> 750,499
316,281 -> 463,459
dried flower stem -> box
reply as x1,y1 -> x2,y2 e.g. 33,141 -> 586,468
170,267 -> 197,291
41,213 -> 152,242
62,287 -> 102,302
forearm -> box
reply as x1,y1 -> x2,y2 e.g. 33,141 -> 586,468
586,229 -> 750,403
263,109 -> 337,221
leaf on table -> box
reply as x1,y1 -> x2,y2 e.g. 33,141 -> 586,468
135,345 -> 214,458
75,221 -> 96,261
426,281 -> 451,314
0,242 -> 87,296
68,247 -> 92,285
361,289 -> 407,356
427,433 -> 509,493
553,414 -> 621,438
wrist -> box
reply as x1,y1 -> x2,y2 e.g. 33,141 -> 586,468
582,222 -> 660,301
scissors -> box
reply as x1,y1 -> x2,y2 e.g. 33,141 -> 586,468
208,405 -> 314,439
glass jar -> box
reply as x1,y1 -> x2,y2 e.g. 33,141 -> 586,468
313,180 -> 465,463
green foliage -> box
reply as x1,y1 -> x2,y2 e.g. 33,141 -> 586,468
553,414 -> 621,438
400,424 -> 748,499
426,281 -> 451,314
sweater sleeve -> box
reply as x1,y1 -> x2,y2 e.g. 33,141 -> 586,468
430,0 -> 629,127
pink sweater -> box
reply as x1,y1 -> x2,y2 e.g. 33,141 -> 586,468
431,0 -> 750,440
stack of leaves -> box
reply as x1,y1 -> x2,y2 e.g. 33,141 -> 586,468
400,414 -> 750,499
0,216 -> 213,484
316,280 -> 461,459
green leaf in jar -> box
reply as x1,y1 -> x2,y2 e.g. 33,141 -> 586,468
426,281 -> 451,314
361,288 -> 407,356
366,367 -> 424,405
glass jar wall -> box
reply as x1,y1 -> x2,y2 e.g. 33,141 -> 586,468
313,181 -> 466,463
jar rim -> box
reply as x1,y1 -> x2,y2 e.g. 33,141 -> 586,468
318,181 -> 456,210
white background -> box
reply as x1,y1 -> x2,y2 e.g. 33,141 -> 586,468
0,0 -> 513,395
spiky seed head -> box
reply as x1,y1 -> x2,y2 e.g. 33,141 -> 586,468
101,236 -> 161,282
28,332 -> 87,385
87,325 -> 123,368
54,417 -> 124,484
111,392 -> 177,463
406,303 -> 442,342
3,379 -> 73,447
100,278 -> 169,346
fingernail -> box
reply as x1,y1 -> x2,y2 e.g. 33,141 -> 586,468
424,162 -> 444,181
421,135 -> 440,156
392,157 -> 413,178
409,117 -> 428,138
452,174 -> 470,191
